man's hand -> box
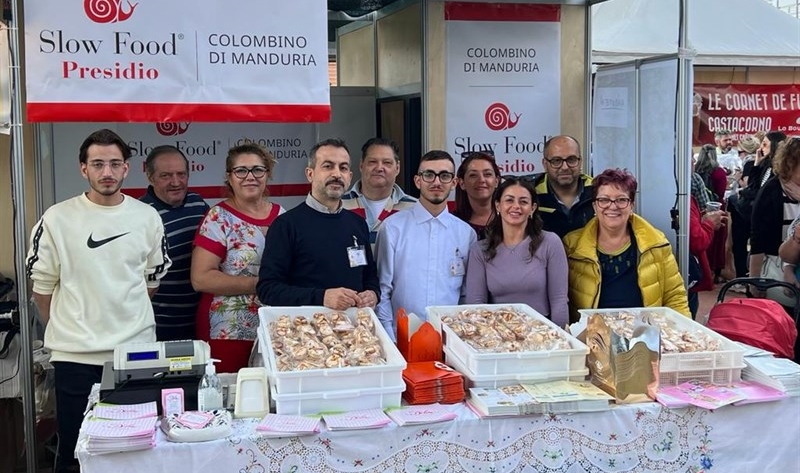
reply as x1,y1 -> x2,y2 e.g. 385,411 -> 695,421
356,290 -> 378,309
323,287 -> 359,310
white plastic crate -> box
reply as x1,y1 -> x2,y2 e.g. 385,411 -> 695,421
577,307 -> 746,385
444,346 -> 588,389
271,382 -> 404,416
258,306 -> 406,395
427,304 -> 589,376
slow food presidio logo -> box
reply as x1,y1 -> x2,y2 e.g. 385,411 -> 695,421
156,122 -> 191,136
484,102 -> 521,131
84,0 -> 138,23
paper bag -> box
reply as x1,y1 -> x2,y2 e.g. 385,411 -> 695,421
586,314 -> 660,403
397,309 -> 443,363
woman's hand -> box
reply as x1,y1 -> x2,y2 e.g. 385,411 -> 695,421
754,148 -> 765,165
702,210 -> 726,230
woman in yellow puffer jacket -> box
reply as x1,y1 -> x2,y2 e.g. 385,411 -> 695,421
564,169 -> 689,322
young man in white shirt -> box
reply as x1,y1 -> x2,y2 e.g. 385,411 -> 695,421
27,129 -> 171,473
375,150 -> 477,341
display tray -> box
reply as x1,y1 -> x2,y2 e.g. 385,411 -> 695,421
258,306 -> 406,395
270,382 -> 404,416
577,307 -> 745,385
444,346 -> 588,389
427,304 -> 589,376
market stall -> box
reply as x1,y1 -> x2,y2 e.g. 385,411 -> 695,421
76,398 -> 800,473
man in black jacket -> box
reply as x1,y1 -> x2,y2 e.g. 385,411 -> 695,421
521,135 -> 594,238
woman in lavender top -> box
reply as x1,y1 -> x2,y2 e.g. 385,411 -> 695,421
465,177 -> 569,327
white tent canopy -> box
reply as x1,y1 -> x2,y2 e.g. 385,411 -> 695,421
592,0 -> 800,66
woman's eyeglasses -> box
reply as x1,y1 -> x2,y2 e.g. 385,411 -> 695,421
595,197 -> 632,209
229,166 -> 268,179
418,170 -> 455,183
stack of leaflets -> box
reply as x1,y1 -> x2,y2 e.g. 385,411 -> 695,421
83,401 -> 159,454
467,381 -> 613,418
402,361 -> 465,405
657,381 -> 743,409
742,356 -> 800,397
385,403 -> 458,426
256,413 -> 320,438
521,381 -> 614,414
657,380 -> 786,409
467,385 -> 538,417
322,409 -> 392,431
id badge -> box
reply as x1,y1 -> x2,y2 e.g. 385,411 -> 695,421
450,257 -> 465,277
347,245 -> 367,267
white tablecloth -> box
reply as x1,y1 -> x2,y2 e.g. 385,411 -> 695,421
78,398 -> 800,473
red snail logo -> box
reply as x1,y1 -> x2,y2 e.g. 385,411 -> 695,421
484,102 -> 521,131
84,0 -> 138,24
156,122 -> 191,136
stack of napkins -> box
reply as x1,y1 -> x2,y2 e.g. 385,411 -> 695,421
385,403 -> 457,426
402,361 -> 465,404
256,414 -> 320,438
83,401 -> 158,454
743,356 -> 800,397
322,408 -> 392,431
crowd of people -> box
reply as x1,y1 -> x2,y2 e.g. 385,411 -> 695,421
25,127 -> 800,472
689,130 -> 800,314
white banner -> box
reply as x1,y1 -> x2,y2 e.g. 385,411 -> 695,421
445,3 -> 561,176
52,122 -> 317,209
24,0 -> 330,123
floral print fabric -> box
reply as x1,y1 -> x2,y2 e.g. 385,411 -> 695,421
195,202 -> 282,340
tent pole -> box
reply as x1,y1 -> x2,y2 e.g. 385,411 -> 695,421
676,0 -> 693,286
8,0 -> 38,471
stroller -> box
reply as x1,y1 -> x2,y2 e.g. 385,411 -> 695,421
707,277 -> 800,360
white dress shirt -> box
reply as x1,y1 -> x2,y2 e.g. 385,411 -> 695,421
375,202 -> 477,341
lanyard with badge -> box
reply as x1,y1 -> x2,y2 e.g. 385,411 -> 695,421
347,235 -> 367,268
449,248 -> 465,277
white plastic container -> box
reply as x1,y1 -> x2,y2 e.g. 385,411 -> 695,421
577,307 -> 746,385
258,306 -> 406,395
444,347 -> 588,389
427,304 -> 589,376
271,383 -> 404,416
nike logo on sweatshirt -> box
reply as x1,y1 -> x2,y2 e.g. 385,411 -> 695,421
87,232 -> 130,249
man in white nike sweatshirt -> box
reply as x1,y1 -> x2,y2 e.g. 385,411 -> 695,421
26,129 -> 171,473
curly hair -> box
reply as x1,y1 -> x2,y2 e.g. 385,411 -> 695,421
773,137 -> 800,183
591,168 -> 638,201
483,178 -> 544,262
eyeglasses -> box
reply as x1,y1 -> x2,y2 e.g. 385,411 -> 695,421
88,160 -> 125,171
595,197 -> 632,209
544,156 -> 581,168
418,170 -> 455,183
229,166 -> 268,179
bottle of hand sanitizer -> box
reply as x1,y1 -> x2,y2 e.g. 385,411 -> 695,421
198,358 -> 223,411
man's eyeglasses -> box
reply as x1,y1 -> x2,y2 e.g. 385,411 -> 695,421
418,170 -> 455,183
595,197 -> 632,209
229,166 -> 268,179
544,156 -> 580,168
88,160 -> 125,171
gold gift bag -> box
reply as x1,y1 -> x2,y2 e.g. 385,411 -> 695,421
587,314 -> 660,403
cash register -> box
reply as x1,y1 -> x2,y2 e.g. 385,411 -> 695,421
99,340 -> 210,413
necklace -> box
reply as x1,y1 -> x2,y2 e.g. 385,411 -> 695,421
504,239 -> 526,253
